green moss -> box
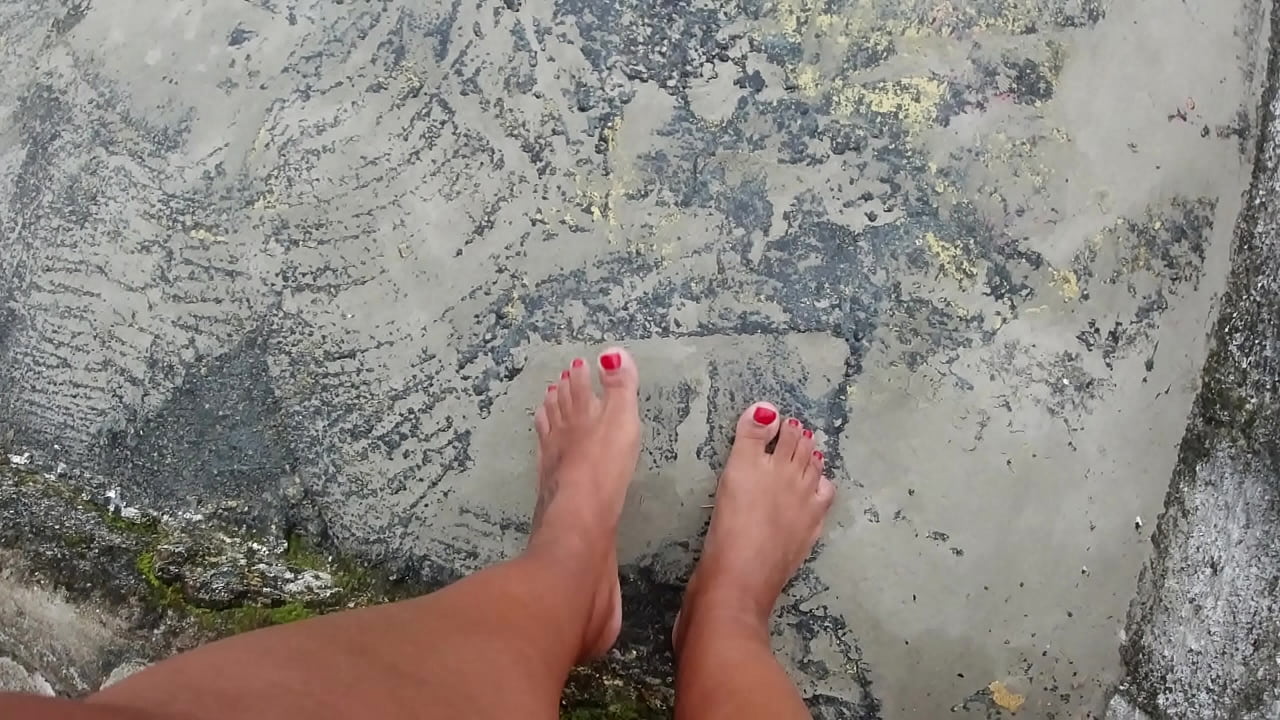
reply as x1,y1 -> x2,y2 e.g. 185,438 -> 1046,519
103,510 -> 162,536
285,533 -> 329,572
561,664 -> 670,720
217,601 -> 317,633
136,550 -> 157,583
136,549 -> 184,607
562,703 -> 650,720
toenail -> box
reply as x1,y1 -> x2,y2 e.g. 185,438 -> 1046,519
547,385 -> 557,393
561,370 -> 570,380
752,406 -> 778,425
572,358 -> 585,368
813,450 -> 824,461
600,352 -> 622,371
802,429 -> 814,439
787,418 -> 800,427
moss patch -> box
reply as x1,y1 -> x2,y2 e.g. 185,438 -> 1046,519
561,662 -> 672,720
285,532 -> 329,571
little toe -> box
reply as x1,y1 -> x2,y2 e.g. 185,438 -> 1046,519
544,384 -> 563,427
775,417 -> 803,464
535,405 -> 551,440
729,402 -> 780,461
803,450 -> 825,493
815,474 -> 836,509
597,347 -> 640,414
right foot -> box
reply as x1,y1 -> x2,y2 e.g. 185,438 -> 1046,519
675,402 -> 836,654
531,347 -> 642,660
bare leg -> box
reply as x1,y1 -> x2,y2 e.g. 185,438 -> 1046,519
674,403 -> 836,720
84,348 -> 643,720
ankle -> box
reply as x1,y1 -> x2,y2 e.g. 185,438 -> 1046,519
685,562 -> 778,623
676,578 -> 774,660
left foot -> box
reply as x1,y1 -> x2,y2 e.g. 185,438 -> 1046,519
532,348 -> 642,660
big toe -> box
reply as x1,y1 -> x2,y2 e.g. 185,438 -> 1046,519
729,401 -> 781,460
597,347 -> 639,413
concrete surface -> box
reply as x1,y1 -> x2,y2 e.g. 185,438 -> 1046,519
0,0 -> 1274,717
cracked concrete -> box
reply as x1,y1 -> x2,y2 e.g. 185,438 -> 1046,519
0,0 -> 1275,717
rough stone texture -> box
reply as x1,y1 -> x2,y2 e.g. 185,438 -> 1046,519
0,0 -> 1276,717
0,657 -> 54,697
1105,695 -> 1154,720
1107,9 -> 1280,717
0,569 -> 125,696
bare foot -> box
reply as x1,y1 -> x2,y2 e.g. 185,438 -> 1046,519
531,347 -> 642,660
675,402 -> 836,654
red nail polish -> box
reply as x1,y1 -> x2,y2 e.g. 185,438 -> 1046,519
802,429 -> 814,439
752,406 -> 777,425
600,352 -> 622,371
561,370 -> 570,380
572,358 -> 585,368
787,418 -> 800,427
547,385 -> 557,393
813,450 -> 824,461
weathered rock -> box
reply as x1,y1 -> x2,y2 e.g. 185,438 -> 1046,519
0,658 -> 53,696
99,662 -> 148,690
1108,9 -> 1280,718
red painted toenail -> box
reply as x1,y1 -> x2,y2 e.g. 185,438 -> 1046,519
802,429 -> 814,439
561,370 -> 570,380
600,352 -> 622,371
787,418 -> 800,427
572,358 -> 585,368
813,450 -> 824,461
547,385 -> 557,393
752,406 -> 777,425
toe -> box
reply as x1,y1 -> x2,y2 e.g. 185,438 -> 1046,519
729,401 -> 781,460
793,428 -> 817,473
568,357 -> 596,417
597,347 -> 639,413
556,368 -> 575,418
806,451 -> 830,498
815,475 -> 837,509
801,448 -> 824,491
544,384 -> 563,427
774,417 -> 803,463
535,404 -> 551,440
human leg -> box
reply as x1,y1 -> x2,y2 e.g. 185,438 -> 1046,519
673,403 -> 836,720
86,348 -> 642,720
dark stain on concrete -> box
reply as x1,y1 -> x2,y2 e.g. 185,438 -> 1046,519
642,381 -> 697,470
51,0 -> 91,35
227,25 -> 256,47
557,0 -> 732,88
12,83 -> 69,215
96,329 -> 295,532
0,303 -> 18,367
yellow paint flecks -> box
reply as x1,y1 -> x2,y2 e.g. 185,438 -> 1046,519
988,681 -> 1026,713
502,295 -> 524,321
794,65 -> 822,98
832,76 -> 946,136
1051,268 -> 1080,302
924,232 -> 978,283
252,189 -> 279,211
599,115 -> 621,155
